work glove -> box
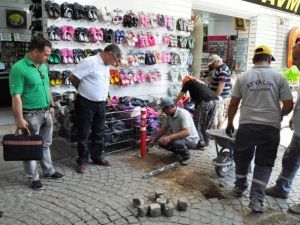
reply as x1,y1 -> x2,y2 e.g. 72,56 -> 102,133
226,126 -> 234,138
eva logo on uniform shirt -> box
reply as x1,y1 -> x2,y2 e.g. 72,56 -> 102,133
242,0 -> 300,15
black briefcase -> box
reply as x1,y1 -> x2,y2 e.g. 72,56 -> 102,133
2,128 -> 43,161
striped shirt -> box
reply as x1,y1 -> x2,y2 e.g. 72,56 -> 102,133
209,64 -> 232,98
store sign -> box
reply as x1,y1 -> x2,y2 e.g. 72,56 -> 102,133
286,27 -> 300,68
242,0 -> 300,15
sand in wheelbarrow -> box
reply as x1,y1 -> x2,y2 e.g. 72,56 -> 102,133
121,152 -> 226,199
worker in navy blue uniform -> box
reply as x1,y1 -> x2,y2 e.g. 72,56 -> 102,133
226,45 -> 293,213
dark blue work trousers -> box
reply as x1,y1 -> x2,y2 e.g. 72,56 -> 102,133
234,123 -> 280,201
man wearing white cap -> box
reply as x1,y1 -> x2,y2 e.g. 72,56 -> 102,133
226,45 -> 294,213
208,54 -> 232,129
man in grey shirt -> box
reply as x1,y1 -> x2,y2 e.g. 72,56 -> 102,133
226,45 -> 294,213
266,42 -> 300,215
150,98 -> 199,162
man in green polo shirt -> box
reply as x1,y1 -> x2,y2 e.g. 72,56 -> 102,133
9,37 -> 64,191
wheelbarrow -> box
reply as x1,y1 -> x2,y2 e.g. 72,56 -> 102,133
206,129 -> 236,178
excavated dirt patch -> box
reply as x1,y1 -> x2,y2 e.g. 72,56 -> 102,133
245,211 -> 300,225
120,151 -> 225,199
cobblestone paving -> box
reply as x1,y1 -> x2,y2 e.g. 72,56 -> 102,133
1,130 -> 300,224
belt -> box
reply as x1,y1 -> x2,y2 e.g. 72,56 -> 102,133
77,94 -> 105,104
23,107 -> 49,113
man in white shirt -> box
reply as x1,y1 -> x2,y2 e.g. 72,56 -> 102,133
266,42 -> 300,215
69,44 -> 122,173
226,45 -> 294,213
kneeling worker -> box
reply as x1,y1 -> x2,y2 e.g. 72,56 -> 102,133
150,98 -> 199,162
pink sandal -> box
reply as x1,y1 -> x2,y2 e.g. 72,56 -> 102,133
96,28 -> 103,42
60,48 -> 69,64
67,26 -> 75,40
61,25 -> 70,41
67,49 -> 74,64
147,33 -> 156,46
88,27 -> 98,43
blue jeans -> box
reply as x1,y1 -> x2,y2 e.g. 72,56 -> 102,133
23,110 -> 55,181
75,95 -> 106,165
234,123 -> 280,201
275,134 -> 300,193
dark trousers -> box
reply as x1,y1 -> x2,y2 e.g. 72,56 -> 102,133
276,134 -> 300,193
234,123 -> 280,201
75,95 -> 106,165
158,138 -> 197,159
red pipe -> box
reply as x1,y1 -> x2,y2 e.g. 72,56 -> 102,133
140,108 -> 147,157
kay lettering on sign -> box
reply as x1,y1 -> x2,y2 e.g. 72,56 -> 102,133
242,0 -> 300,15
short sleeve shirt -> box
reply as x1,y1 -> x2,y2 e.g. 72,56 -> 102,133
209,64 -> 232,98
232,65 -> 293,129
162,107 -> 199,144
72,54 -> 110,102
181,80 -> 218,103
9,54 -> 50,109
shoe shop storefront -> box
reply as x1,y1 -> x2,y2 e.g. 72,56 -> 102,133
0,0 -> 194,152
193,0 -> 300,73
2,0 -> 300,150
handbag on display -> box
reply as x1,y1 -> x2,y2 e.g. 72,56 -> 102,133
2,128 -> 43,161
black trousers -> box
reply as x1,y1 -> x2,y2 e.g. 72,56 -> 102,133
75,95 -> 106,165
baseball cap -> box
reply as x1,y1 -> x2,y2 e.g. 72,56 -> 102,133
159,97 -> 174,109
254,45 -> 275,61
207,54 -> 222,65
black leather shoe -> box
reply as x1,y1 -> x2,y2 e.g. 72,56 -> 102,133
93,160 -> 111,166
77,164 -> 85,173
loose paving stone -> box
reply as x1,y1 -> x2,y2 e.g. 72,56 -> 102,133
163,202 -> 175,217
133,196 -> 145,208
149,203 -> 161,217
156,197 -> 168,209
137,205 -> 149,217
177,198 -> 188,211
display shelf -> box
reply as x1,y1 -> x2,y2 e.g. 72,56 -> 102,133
104,107 -> 135,153
233,38 -> 248,73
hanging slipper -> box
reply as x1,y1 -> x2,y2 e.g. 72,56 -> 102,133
45,1 -> 60,19
61,2 -> 73,18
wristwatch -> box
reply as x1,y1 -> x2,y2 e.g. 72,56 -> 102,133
50,105 -> 55,108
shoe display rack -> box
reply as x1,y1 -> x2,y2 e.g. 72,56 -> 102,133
105,106 -> 134,153
56,100 -> 135,153
39,0 -> 193,99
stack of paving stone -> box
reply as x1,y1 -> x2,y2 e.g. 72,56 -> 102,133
132,189 -> 189,217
